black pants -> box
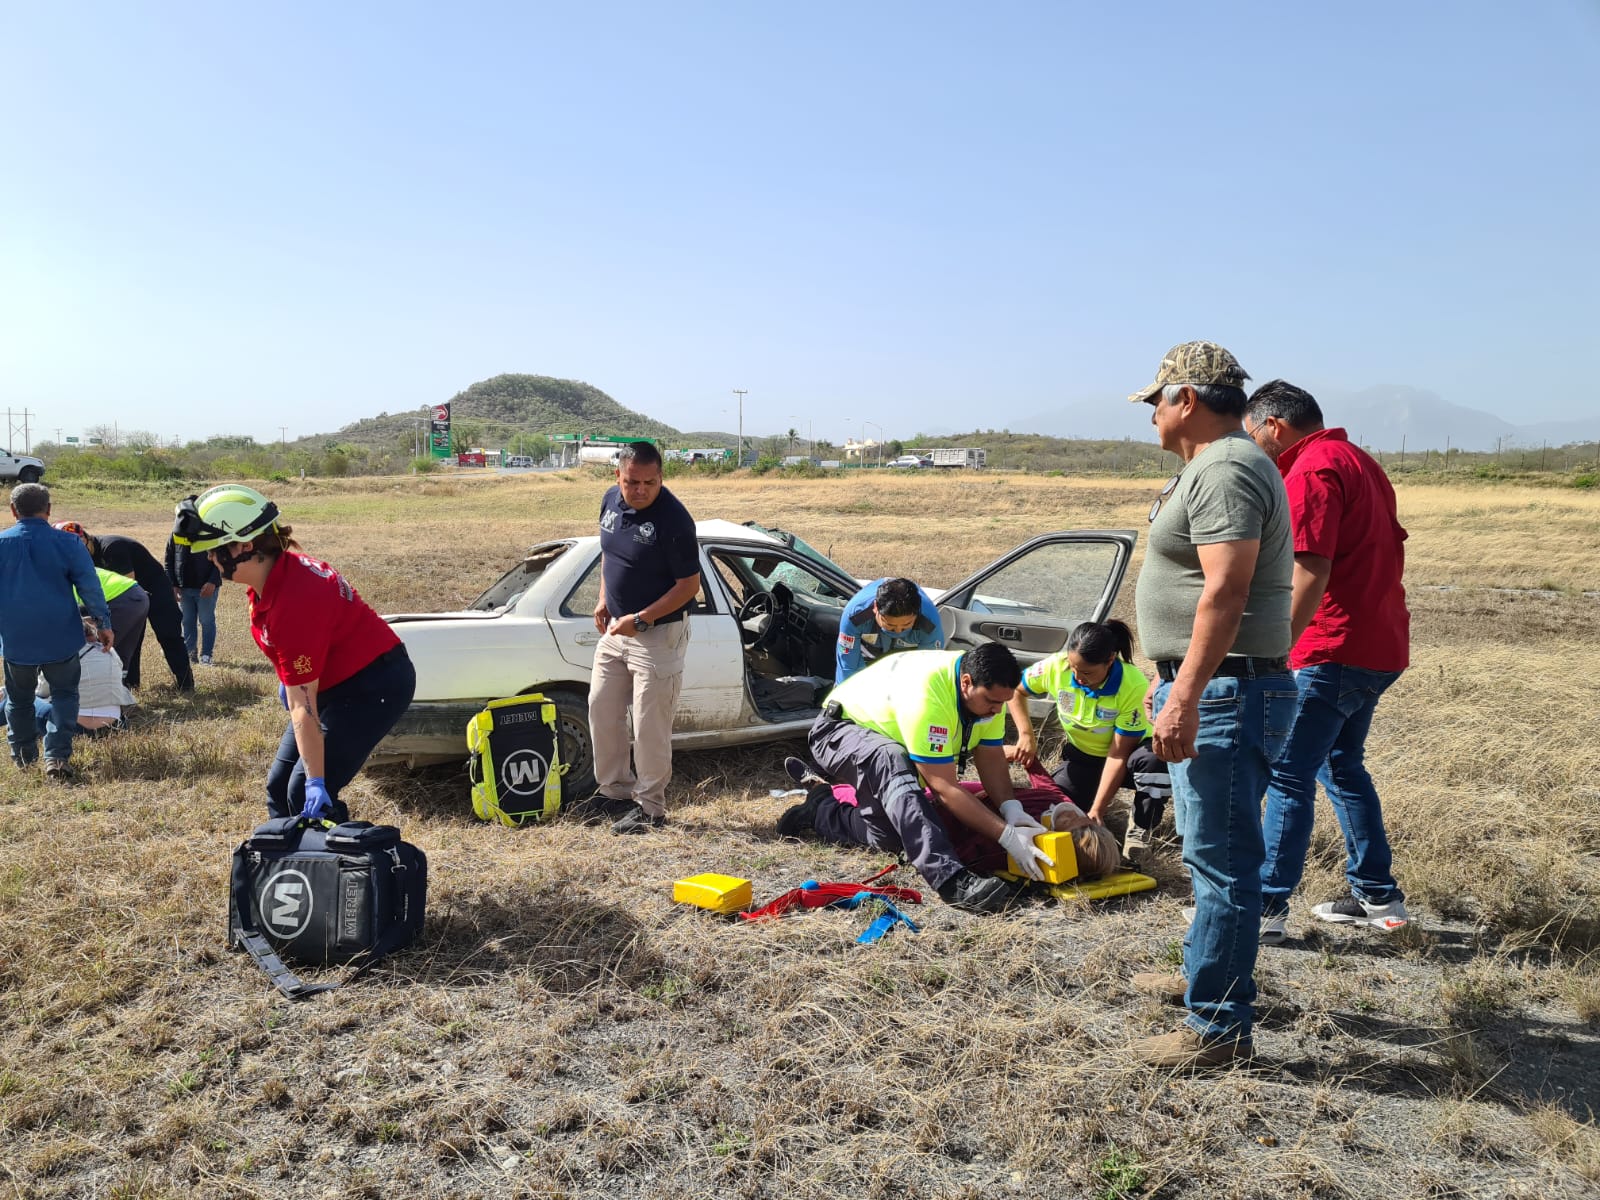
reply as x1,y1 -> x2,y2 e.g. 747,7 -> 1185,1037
807,713 -> 967,890
1050,740 -> 1171,832
108,588 -> 149,687
266,648 -> 416,822
140,584 -> 194,691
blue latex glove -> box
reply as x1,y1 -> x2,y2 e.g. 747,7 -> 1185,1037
300,777 -> 333,822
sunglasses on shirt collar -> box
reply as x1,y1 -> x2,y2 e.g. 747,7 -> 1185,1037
1148,473 -> 1181,523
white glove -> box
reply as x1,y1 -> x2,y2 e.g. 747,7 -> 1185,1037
1043,801 -> 1090,832
998,823 -> 1055,881
998,798 -> 1047,833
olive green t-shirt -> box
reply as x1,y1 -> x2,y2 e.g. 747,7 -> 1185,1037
1134,431 -> 1292,663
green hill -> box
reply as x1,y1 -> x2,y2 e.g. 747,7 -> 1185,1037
314,374 -> 679,451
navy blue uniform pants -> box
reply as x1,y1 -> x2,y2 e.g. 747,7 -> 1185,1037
1050,739 -> 1171,832
807,713 -> 968,890
266,647 -> 416,822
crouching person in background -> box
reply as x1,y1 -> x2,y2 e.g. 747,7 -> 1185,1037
4,620 -> 136,740
176,486 -> 415,824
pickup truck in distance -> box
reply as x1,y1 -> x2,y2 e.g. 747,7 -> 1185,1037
0,450 -> 45,484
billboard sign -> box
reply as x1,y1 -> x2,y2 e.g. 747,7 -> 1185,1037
429,403 -> 451,459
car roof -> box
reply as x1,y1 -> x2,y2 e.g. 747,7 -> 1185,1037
696,518 -> 780,544
549,518 -> 783,550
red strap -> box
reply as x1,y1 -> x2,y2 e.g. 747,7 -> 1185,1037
739,878 -> 923,921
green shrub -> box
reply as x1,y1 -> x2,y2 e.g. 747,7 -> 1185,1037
1567,473 -> 1597,490
750,455 -> 782,476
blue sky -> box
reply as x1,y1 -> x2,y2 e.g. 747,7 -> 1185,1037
3,1 -> 1595,447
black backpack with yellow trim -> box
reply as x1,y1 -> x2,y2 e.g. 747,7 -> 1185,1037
466,694 -> 566,825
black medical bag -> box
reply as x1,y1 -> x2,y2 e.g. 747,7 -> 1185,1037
228,817 -> 427,998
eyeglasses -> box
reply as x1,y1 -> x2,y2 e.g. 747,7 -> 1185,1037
1148,474 -> 1181,523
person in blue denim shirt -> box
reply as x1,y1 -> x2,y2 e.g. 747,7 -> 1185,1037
0,484 -> 114,782
1125,341 -> 1297,1069
1245,381 -> 1411,939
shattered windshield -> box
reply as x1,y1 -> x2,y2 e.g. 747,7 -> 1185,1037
741,521 -> 854,582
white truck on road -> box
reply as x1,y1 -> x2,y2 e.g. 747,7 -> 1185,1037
0,450 -> 45,484
929,447 -> 987,469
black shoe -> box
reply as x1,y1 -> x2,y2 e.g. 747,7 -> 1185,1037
43,760 -> 76,785
564,793 -> 635,825
610,803 -> 666,835
776,782 -> 831,839
936,870 -> 1017,915
784,755 -> 825,786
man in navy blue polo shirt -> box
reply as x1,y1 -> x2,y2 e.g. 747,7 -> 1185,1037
584,442 -> 701,834
835,577 -> 945,683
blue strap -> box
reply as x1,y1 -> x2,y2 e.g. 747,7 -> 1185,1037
829,890 -> 920,943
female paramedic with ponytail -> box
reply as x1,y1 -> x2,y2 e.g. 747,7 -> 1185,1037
174,486 -> 415,824
1004,619 -> 1171,858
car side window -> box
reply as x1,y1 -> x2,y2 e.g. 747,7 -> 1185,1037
559,558 -> 715,618
961,541 -> 1122,624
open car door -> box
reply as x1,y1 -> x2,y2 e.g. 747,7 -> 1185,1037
936,530 -> 1138,671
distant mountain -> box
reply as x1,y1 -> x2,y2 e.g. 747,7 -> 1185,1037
314,374 -> 678,449
1013,385 -> 1571,452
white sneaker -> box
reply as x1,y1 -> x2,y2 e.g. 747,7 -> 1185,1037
1123,824 -> 1151,856
1310,895 -> 1410,931
1182,905 -> 1289,944
199,655 -> 212,665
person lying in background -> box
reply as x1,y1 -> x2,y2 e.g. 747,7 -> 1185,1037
1,620 -> 135,739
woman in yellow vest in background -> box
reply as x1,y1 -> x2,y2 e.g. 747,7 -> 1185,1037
1006,619 -> 1171,858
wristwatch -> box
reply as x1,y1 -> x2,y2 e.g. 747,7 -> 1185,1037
634,613 -> 652,631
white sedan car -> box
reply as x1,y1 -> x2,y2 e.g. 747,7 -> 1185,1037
374,518 -> 1137,796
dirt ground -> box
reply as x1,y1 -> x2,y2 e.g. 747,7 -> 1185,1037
1,471 -> 1596,1200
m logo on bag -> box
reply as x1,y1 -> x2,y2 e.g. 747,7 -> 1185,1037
500,748 -> 548,797
264,869 -> 314,938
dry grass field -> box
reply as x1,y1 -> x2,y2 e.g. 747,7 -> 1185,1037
2,471 -> 1597,1200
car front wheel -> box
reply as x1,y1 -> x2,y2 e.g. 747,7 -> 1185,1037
18,467 -> 41,484
544,688 -> 597,801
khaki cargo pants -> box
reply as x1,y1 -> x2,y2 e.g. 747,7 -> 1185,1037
588,619 -> 691,818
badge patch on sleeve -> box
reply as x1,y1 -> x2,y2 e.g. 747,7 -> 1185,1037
838,634 -> 856,652
927,725 -> 949,753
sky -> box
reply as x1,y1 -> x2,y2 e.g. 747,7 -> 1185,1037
2,1 -> 1596,448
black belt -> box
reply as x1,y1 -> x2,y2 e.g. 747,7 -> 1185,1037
1155,656 -> 1288,683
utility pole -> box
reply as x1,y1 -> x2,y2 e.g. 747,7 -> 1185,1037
8,409 -> 35,453
279,426 -> 288,453
732,390 -> 747,466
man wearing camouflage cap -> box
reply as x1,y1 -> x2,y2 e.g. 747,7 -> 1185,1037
1124,341 -> 1295,1068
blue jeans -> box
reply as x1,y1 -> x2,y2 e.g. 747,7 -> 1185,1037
4,654 -> 82,764
1158,669 -> 1298,1044
179,588 -> 218,658
266,648 -> 415,822
1260,664 -> 1404,915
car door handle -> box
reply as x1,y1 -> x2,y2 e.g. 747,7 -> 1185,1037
996,625 -> 1021,641
575,632 -> 600,645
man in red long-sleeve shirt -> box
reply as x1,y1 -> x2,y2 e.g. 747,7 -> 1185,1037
1245,381 -> 1411,940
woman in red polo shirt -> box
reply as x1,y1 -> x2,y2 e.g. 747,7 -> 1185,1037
176,485 -> 415,824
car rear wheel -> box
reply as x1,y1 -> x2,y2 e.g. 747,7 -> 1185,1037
18,467 -> 40,484
542,688 -> 596,800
